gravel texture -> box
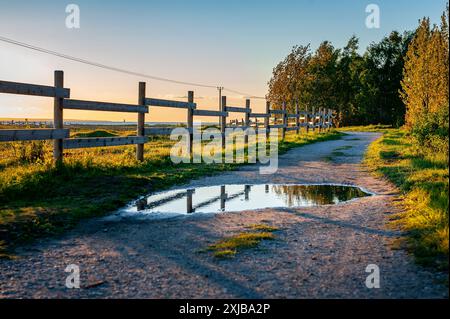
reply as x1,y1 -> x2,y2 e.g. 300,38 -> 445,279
0,132 -> 448,299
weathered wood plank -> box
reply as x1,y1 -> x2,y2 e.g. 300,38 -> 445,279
193,109 -> 228,117
145,98 -> 196,109
285,127 -> 299,131
0,129 -> 69,142
244,99 -> 251,144
281,102 -> 287,139
269,109 -> 287,115
0,80 -> 70,98
265,101 -> 271,138
187,91 -> 194,157
63,99 -> 148,113
269,124 -> 287,129
287,113 -> 301,118
225,126 -> 250,130
225,106 -> 252,113
53,71 -> 65,162
250,113 -> 270,118
63,136 -> 148,149
136,82 -> 146,161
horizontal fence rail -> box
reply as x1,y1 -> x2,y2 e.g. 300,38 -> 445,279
0,128 -> 70,142
269,109 -> 287,115
63,99 -> 148,113
145,98 -> 196,109
225,106 -> 251,113
0,70 -> 335,163
192,109 -> 228,117
0,80 -> 70,98
250,113 -> 270,118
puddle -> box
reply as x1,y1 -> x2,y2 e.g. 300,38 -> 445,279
114,184 -> 372,219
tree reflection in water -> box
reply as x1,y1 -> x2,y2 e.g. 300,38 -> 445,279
129,184 -> 371,216
271,184 -> 368,206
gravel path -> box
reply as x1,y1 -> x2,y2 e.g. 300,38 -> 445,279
0,132 -> 447,298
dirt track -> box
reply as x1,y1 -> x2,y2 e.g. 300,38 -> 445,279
0,132 -> 447,298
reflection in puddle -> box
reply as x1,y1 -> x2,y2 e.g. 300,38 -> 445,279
117,184 -> 371,218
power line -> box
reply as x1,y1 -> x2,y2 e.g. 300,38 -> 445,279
0,35 -> 266,99
223,87 -> 266,100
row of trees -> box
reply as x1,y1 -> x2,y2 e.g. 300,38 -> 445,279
268,32 -> 413,127
268,8 -> 449,132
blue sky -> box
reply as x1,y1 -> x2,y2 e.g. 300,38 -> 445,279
0,0 -> 447,121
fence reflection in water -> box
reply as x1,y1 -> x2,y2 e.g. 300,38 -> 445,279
132,184 -> 371,215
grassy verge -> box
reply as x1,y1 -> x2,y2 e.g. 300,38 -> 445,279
205,224 -> 279,258
337,124 -> 394,133
359,127 -> 449,270
0,129 -> 342,257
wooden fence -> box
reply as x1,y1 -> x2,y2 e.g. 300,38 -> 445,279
0,71 -> 335,162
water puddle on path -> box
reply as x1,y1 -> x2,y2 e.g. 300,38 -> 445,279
115,184 -> 372,219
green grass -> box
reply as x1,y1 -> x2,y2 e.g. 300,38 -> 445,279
362,128 -> 448,270
0,128 -> 342,257
206,224 -> 279,258
337,124 -> 394,133
245,224 -> 280,232
71,130 -> 118,138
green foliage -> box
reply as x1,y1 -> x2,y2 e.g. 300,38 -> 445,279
401,7 -> 449,162
18,141 -> 47,163
410,107 -> 449,161
268,32 -> 413,127
365,129 -> 448,270
354,31 -> 413,127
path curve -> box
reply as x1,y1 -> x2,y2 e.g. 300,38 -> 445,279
0,132 -> 447,298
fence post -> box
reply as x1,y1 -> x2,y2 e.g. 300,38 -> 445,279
221,96 -> 226,153
312,107 -> 317,133
322,108 -> 326,132
281,101 -> 287,139
265,101 -> 270,139
245,99 -> 250,146
53,70 -> 64,164
305,105 -> 310,134
136,82 -> 146,161
295,100 -> 300,134
187,91 -> 194,158
328,108 -> 332,131
319,107 -> 323,133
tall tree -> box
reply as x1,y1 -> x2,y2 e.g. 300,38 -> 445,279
335,36 -> 363,126
360,31 -> 413,126
267,45 -> 312,112
307,41 -> 340,114
400,7 -> 449,154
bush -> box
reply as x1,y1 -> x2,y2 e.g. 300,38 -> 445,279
18,141 -> 47,164
411,106 -> 449,161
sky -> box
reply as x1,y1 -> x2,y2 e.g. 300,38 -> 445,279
0,0 -> 447,122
